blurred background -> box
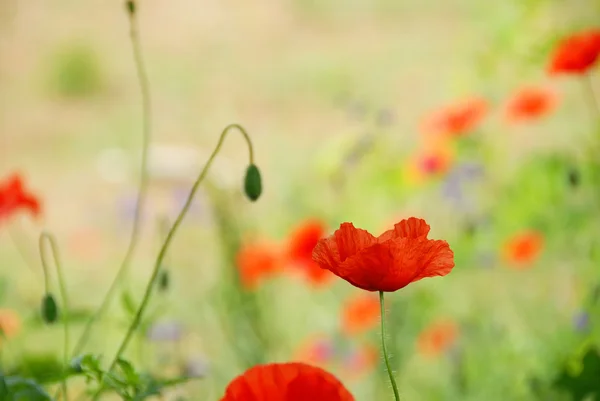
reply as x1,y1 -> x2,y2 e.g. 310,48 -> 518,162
2,0 -> 600,399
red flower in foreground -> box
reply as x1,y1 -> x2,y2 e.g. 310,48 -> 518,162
220,362 -> 355,401
286,219 -> 333,285
342,294 -> 380,335
548,29 -> 600,75
0,174 -> 41,221
312,217 -> 455,292
505,86 -> 558,122
236,241 -> 281,290
503,231 -> 544,268
422,97 -> 488,137
417,320 -> 458,357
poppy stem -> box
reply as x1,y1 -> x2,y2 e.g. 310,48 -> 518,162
39,232 -> 70,401
71,0 -> 152,357
91,123 -> 256,399
584,73 -> 600,121
379,291 -> 400,401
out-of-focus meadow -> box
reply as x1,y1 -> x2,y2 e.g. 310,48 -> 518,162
2,0 -> 600,399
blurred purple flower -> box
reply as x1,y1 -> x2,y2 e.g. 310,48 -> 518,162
183,357 -> 209,378
573,311 -> 589,332
441,162 -> 485,208
146,321 -> 184,342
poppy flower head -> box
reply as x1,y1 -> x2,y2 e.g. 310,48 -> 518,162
505,86 -> 558,122
0,174 -> 41,221
286,219 -> 334,286
548,29 -> 600,75
236,241 -> 281,290
341,294 -> 380,335
220,362 -> 355,401
417,320 -> 459,357
422,97 -> 488,137
0,309 -> 21,342
503,230 -> 544,267
312,217 -> 455,292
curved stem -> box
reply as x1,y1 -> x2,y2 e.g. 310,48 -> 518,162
39,232 -> 70,401
584,73 -> 600,120
71,1 -> 152,357
379,291 -> 400,401
93,123 -> 254,396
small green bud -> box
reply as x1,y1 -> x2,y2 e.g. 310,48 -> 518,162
567,168 -> 580,188
244,164 -> 262,201
159,269 -> 170,292
126,0 -> 135,15
41,293 -> 59,324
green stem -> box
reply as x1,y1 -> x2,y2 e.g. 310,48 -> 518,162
92,123 -> 255,397
7,225 -> 38,274
379,291 -> 400,401
71,0 -> 152,357
585,73 -> 600,120
39,232 -> 70,401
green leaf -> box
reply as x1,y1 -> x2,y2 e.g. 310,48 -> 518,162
116,359 -> 139,385
554,347 -> 600,401
121,291 -> 138,317
6,354 -> 64,384
2,376 -> 52,401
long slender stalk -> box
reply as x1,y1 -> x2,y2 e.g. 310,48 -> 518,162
584,73 -> 600,119
39,232 -> 70,401
91,123 -> 254,398
71,0 -> 152,357
379,291 -> 400,401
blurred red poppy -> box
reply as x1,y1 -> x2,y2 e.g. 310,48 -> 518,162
236,241 -> 281,289
312,217 -> 454,292
294,335 -> 335,367
342,343 -> 378,377
0,174 -> 41,221
342,294 -> 380,335
422,97 -> 488,137
0,309 -> 21,340
220,362 -> 355,401
503,231 -> 544,268
505,86 -> 558,122
548,29 -> 600,75
417,320 -> 458,357
286,219 -> 333,285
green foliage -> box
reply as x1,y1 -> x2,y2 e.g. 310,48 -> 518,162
5,354 -> 64,385
0,376 -> 52,401
48,44 -> 103,98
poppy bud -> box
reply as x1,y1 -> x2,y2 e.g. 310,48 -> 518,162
244,164 -> 262,201
159,269 -> 170,292
567,168 -> 580,188
126,0 -> 135,14
41,293 -> 59,324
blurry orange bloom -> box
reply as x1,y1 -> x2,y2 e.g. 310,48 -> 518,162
417,320 -> 458,357
236,241 -> 281,290
0,309 -> 21,341
548,29 -> 600,75
422,97 -> 488,137
342,343 -> 378,377
0,174 -> 41,222
406,142 -> 454,184
286,219 -> 333,286
505,86 -> 558,122
503,231 -> 544,267
342,294 -> 380,335
294,335 -> 335,367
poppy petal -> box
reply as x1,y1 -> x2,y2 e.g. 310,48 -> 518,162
378,217 -> 430,242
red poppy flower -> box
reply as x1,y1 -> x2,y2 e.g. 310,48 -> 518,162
220,362 -> 355,401
286,219 -> 333,285
236,241 -> 281,290
421,97 -> 488,137
312,217 -> 455,292
505,86 -> 558,122
341,294 -> 380,335
417,320 -> 458,357
0,174 -> 41,221
503,230 -> 544,268
548,29 -> 600,75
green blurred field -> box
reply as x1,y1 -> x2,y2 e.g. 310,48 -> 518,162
2,0 -> 600,400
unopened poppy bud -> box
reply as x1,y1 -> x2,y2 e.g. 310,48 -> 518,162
126,0 -> 135,14
41,293 -> 59,324
567,168 -> 580,188
244,164 -> 262,201
159,269 -> 170,292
